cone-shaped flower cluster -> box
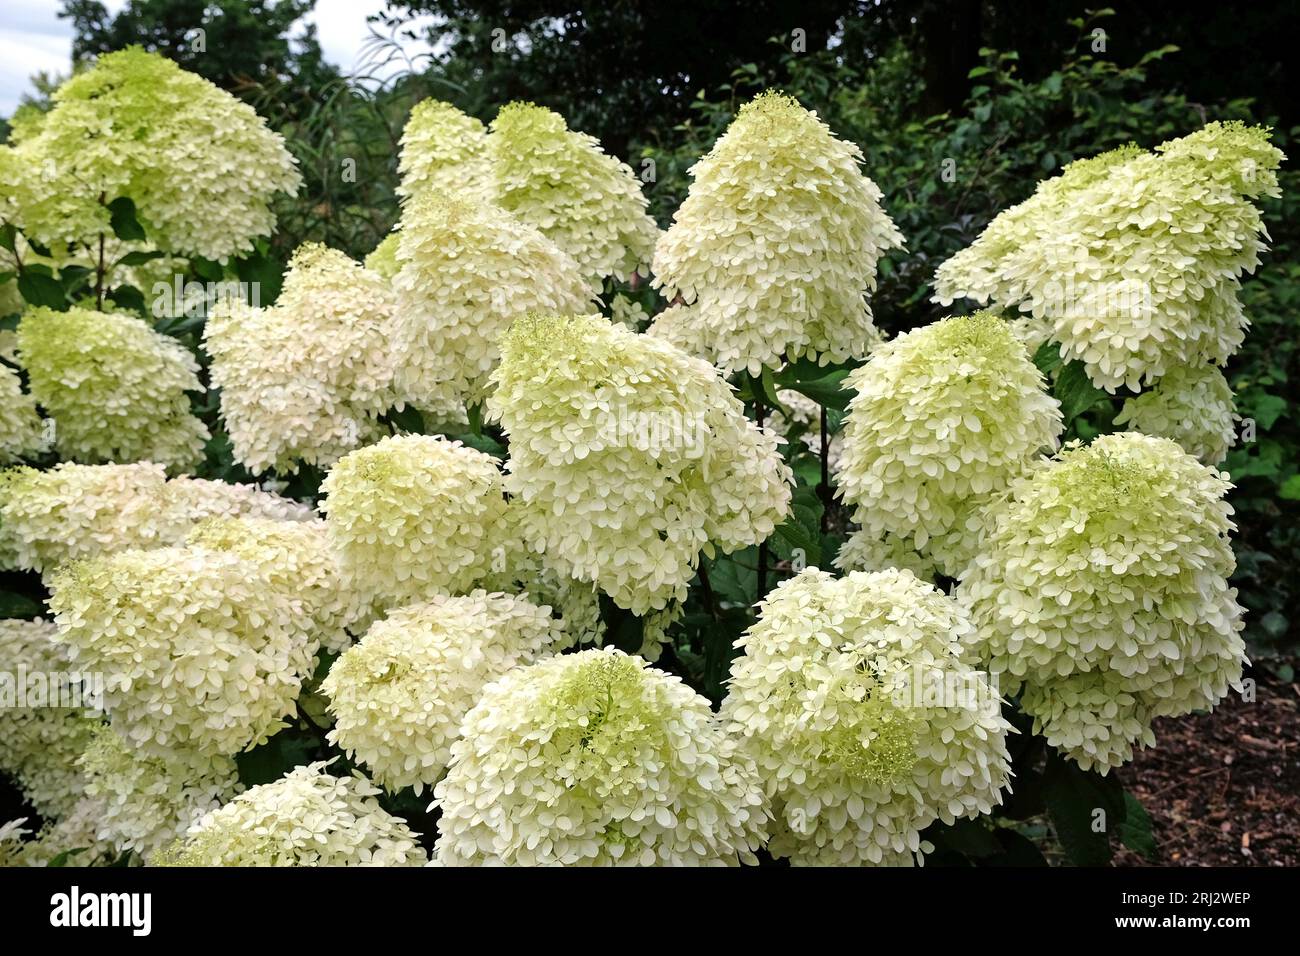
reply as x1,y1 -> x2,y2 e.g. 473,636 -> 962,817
187,516 -> 360,654
956,433 -> 1247,772
0,463 -> 310,575
78,725 -> 240,859
488,102 -> 659,286
320,434 -> 508,614
0,363 -> 45,464
389,195 -> 591,418
322,591 -> 567,793
158,762 -> 427,866
48,545 -> 319,758
488,313 -> 792,614
721,568 -> 1012,865
650,91 -> 903,375
837,313 -> 1063,576
205,244 -> 399,474
0,618 -> 100,819
396,99 -> 492,202
1,47 -> 299,260
433,648 -> 768,865
934,123 -> 1284,391
1114,364 -> 1237,465
17,306 -> 209,473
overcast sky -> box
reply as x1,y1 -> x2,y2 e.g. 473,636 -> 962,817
0,0 -> 435,116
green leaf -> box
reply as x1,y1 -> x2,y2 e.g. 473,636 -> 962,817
1117,791 -> 1157,860
190,256 -> 223,282
938,819 -> 1002,858
467,402 -> 484,436
776,365 -> 853,412
747,367 -> 788,418
1032,339 -> 1064,376
47,847 -> 90,868
1053,360 -> 1109,426
384,404 -> 425,435
0,222 -> 16,253
108,285 -> 147,314
1043,753 -> 1124,866
107,196 -> 146,242
117,250 -> 166,267
0,591 -> 44,618
17,271 -> 66,310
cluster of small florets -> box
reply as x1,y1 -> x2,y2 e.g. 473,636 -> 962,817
0,363 -> 46,464
935,123 -> 1284,392
205,244 -> 399,474
956,433 -> 1247,772
433,648 -> 768,865
1114,364 -> 1238,465
0,617 -> 100,819
16,306 -> 209,472
157,762 -> 427,866
837,313 -> 1063,576
48,545 -> 318,758
488,102 -> 660,286
187,516 -> 360,654
834,528 -> 939,581
0,463 -> 310,575
1,47 -> 299,260
320,434 -> 509,615
488,313 -> 792,615
650,91 -> 904,375
77,725 -> 241,859
322,591 -> 568,793
721,568 -> 1012,865
396,99 -> 493,202
388,194 -> 592,418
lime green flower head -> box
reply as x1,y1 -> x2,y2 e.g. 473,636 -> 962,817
433,648 -> 767,865
935,123 -> 1283,391
159,762 -> 427,866
721,567 -> 1012,866
0,617 -> 100,819
1114,364 -> 1237,465
488,102 -> 660,286
838,312 -> 1063,576
390,194 -> 592,419
7,47 -> 299,260
397,99 -> 492,203
0,363 -> 46,465
322,590 -> 568,794
320,434 -> 509,617
957,432 -> 1246,772
17,306 -> 208,473
363,231 -> 401,280
78,725 -> 240,860
650,91 -> 904,375
48,545 -> 319,759
205,243 -> 399,475
488,313 -> 792,616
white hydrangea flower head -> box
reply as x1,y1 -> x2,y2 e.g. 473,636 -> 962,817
956,433 -> 1247,772
0,618 -> 100,819
0,363 -> 46,464
721,567 -> 1012,865
488,313 -> 792,615
488,102 -> 659,286
433,648 -> 767,865
4,795 -> 117,866
158,762 -> 428,866
5,47 -> 299,260
187,516 -> 360,654
323,590 -> 567,793
0,463 -> 311,576
390,194 -> 592,417
17,306 -> 208,473
320,434 -> 509,615
1114,364 -> 1237,465
935,124 -> 1284,391
78,725 -> 241,859
837,312 -> 1063,576
48,545 -> 318,758
205,243 -> 399,474
834,528 -> 939,581
650,91 -> 904,375
396,99 -> 492,202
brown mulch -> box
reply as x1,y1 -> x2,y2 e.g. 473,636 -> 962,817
1115,661 -> 1300,867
